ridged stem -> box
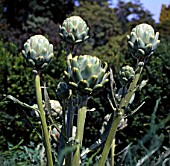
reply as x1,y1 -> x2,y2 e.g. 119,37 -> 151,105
35,73 -> 53,166
99,116 -> 121,166
73,96 -> 88,166
65,47 -> 74,166
99,62 -> 144,165
111,138 -> 116,166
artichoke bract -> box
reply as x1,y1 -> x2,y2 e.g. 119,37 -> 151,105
22,35 -> 54,70
59,16 -> 89,44
127,23 -> 160,61
64,55 -> 109,95
119,65 -> 135,85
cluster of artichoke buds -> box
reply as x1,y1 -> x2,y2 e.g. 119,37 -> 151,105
127,23 -> 160,62
59,16 -> 89,45
64,55 -> 110,95
119,65 -> 135,85
22,35 -> 54,70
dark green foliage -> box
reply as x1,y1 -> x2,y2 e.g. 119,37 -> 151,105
0,41 -> 34,100
140,40 -> 170,114
157,21 -> 170,41
24,15 -> 49,32
117,99 -> 170,165
1,0 -> 74,27
0,18 -> 61,50
0,0 -> 73,49
93,35 -> 128,73
0,142 -> 44,165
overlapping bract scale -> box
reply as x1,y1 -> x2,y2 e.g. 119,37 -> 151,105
22,35 -> 54,70
119,65 -> 135,85
127,23 -> 160,60
64,55 -> 109,95
59,16 -> 89,44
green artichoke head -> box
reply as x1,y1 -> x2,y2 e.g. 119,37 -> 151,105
22,35 -> 54,70
59,16 -> 89,44
64,55 -> 109,95
119,65 -> 135,85
127,23 -> 160,61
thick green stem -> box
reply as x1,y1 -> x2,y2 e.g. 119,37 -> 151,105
65,99 -> 74,166
62,100 -> 67,138
98,116 -> 121,166
35,73 -> 53,166
67,97 -> 74,139
73,97 -> 88,166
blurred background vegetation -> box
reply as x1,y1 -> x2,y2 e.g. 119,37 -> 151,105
0,0 -> 169,165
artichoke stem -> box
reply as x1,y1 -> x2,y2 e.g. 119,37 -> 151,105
99,116 -> 121,166
65,97 -> 74,166
73,96 -> 88,166
67,97 -> 74,138
111,138 -> 116,166
35,73 -> 53,166
99,62 -> 144,165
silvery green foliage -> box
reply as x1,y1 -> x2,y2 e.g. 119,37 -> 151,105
22,35 -> 54,70
127,23 -> 160,61
64,55 -> 110,95
59,16 -> 89,44
0,142 -> 45,165
119,65 -> 135,85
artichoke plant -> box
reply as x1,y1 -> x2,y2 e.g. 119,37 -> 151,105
59,16 -> 89,44
119,65 -> 135,85
64,55 -> 109,95
127,23 -> 160,61
22,35 -> 54,70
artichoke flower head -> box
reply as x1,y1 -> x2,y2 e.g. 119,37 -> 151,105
59,16 -> 89,44
22,35 -> 54,70
119,65 -> 135,85
64,55 -> 110,95
127,23 -> 160,61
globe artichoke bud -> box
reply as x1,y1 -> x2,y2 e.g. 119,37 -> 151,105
64,55 -> 110,95
59,16 -> 89,44
56,82 -> 71,99
119,65 -> 135,85
22,35 -> 54,70
127,23 -> 160,61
